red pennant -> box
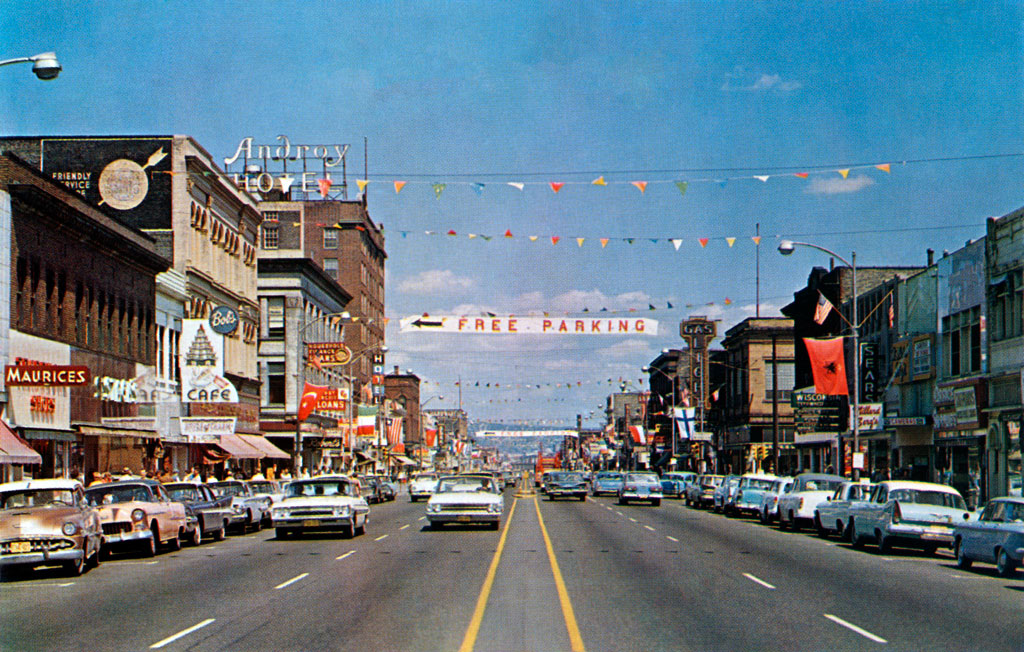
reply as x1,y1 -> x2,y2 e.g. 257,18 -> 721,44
803,337 -> 849,396
549,182 -> 564,193
447,230 -> 457,236
698,238 -> 709,248
794,172 -> 809,179
504,229 -> 513,238
551,236 -> 561,245
317,178 -> 333,197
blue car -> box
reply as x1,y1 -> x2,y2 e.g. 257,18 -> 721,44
660,472 -> 696,499
954,497 -> 1024,577
591,472 -> 624,497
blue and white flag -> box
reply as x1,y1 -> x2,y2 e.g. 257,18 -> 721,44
673,406 -> 696,440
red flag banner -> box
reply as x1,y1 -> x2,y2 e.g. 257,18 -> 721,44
297,382 -> 329,421
425,428 -> 438,448
803,337 -> 849,396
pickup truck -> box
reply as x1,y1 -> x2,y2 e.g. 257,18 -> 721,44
847,480 -> 972,553
813,480 -> 874,538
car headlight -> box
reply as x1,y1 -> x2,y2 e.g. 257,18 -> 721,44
427,503 -> 439,513
334,505 -> 352,517
488,503 -> 501,514
62,522 -> 78,536
272,509 -> 288,519
131,509 -> 146,522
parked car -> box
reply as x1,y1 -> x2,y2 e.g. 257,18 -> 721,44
544,472 -> 588,501
813,480 -> 874,538
409,473 -> 439,502
207,480 -> 272,533
246,479 -> 286,509
660,472 -> 697,499
591,471 -> 624,497
378,480 -> 399,502
848,481 -> 971,553
358,476 -> 385,504
426,474 -> 503,529
758,477 -> 794,523
686,474 -> 724,508
776,473 -> 846,531
712,475 -> 742,513
954,497 -> 1024,576
271,475 -> 369,538
732,473 -> 778,516
84,480 -> 188,557
617,472 -> 663,506
164,481 -> 233,543
0,479 -> 103,576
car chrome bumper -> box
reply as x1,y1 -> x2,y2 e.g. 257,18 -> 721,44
0,549 -> 84,567
273,516 -> 355,529
622,492 -> 662,500
427,512 -> 500,524
103,528 -> 153,547
886,524 -> 954,545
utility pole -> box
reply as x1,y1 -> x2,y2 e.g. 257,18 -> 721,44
772,331 -> 780,475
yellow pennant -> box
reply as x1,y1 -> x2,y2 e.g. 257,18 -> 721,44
576,237 -> 585,247
356,179 -> 369,192
838,169 -> 850,179
726,237 -> 736,247
592,176 -> 607,186
752,236 -> 762,245
529,236 -> 539,242
394,181 -> 407,193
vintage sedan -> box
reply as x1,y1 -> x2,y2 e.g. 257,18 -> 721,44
660,472 -> 697,499
207,480 -> 272,532
590,471 -> 624,497
758,477 -> 794,523
426,474 -> 503,529
84,480 -> 188,557
732,473 -> 778,517
409,473 -> 439,502
848,481 -> 971,553
164,482 -> 233,543
954,497 -> 1024,576
0,479 -> 103,576
686,474 -> 724,508
776,473 -> 847,531
813,480 -> 874,538
272,475 -> 369,538
712,475 -> 741,513
617,472 -> 663,506
247,479 -> 286,508
544,472 -> 588,501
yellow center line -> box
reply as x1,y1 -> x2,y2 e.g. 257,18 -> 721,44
534,497 -> 586,652
458,498 -> 518,652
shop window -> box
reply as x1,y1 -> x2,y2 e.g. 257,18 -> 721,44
765,361 -> 794,402
323,228 -> 339,249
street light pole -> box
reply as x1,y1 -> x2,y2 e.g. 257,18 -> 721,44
778,239 -> 860,480
0,52 -> 61,80
643,355 -> 679,468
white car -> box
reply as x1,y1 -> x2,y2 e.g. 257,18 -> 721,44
208,480 -> 272,533
426,474 -> 503,529
409,473 -> 440,502
271,475 -> 369,538
758,477 -> 793,524
776,473 -> 846,531
813,480 -> 874,538
848,481 -> 971,553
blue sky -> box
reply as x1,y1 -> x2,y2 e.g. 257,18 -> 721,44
3,2 -> 1023,429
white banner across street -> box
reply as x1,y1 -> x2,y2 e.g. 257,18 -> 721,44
400,315 -> 658,335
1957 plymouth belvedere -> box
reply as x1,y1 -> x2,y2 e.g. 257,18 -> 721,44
1,479 -> 103,576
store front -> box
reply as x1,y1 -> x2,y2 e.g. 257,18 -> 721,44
933,432 -> 985,509
793,432 -> 837,473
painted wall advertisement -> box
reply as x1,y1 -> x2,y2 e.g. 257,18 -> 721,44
179,320 -> 238,403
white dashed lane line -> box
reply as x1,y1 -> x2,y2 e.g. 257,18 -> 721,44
644,525 -> 656,532
666,536 -> 679,543
375,534 -> 389,542
399,524 -> 410,530
274,573 -> 309,590
336,550 -> 356,561
824,614 -> 887,644
150,619 -> 215,649
742,573 -> 776,590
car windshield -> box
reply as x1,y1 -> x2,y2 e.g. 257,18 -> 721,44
799,478 -> 844,492
890,489 -> 967,510
210,483 -> 247,497
1,489 -> 76,508
167,486 -> 200,502
249,481 -> 276,493
1003,503 -> 1024,521
414,474 -> 438,482
285,480 -> 357,498
742,478 -> 774,490
437,477 -> 495,493
558,473 -> 584,483
627,473 -> 659,483
85,485 -> 151,504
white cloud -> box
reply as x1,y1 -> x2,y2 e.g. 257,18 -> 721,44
805,175 -> 876,195
398,269 -> 476,294
722,71 -> 802,93
597,339 -> 656,359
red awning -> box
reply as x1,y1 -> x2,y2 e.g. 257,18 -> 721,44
0,420 -> 43,465
238,434 -> 290,459
213,433 -> 264,459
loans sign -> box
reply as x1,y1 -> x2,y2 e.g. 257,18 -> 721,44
400,316 -> 658,335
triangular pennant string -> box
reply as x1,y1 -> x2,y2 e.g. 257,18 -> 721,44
838,169 -> 850,179
507,182 -> 524,191
698,238 -> 709,248
356,179 -> 369,192
393,181 -> 407,193
875,163 -> 891,173
317,178 -> 333,197
754,175 -> 770,183
551,236 -> 560,245
794,172 -> 809,179
631,181 -> 648,193
600,238 -> 610,248
550,182 -> 564,193
432,183 -> 446,199
726,237 -> 736,247
592,176 -> 607,186
576,237 -> 585,247
671,239 -> 683,251
675,181 -> 688,196
752,236 -> 762,245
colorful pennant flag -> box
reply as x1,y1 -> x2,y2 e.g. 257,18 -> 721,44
432,183 -> 446,198
508,182 -> 524,191
726,237 -> 736,247
838,169 -> 850,179
551,236 -> 560,245
600,238 -> 610,248
671,239 -> 682,251
875,163 -> 891,173
754,175 -> 770,183
356,179 -> 369,192
592,176 -> 607,186
550,182 -> 565,193
675,181 -> 688,196
699,238 -> 709,248
576,237 -> 585,247
317,178 -> 333,197
394,181 -> 406,193
631,181 -> 648,193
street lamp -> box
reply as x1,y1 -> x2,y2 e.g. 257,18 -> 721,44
642,361 -> 680,464
778,239 -> 860,480
0,52 -> 61,80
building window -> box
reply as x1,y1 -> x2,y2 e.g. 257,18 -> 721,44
765,361 -> 794,402
943,307 -> 980,378
267,297 -> 285,338
990,270 -> 1022,342
261,225 -> 279,249
267,362 -> 286,406
323,228 -> 339,249
323,258 -> 338,279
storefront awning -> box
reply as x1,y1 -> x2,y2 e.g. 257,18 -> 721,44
239,434 -> 290,459
77,424 -> 160,440
0,420 -> 42,465
391,455 -> 418,466
213,433 -> 264,459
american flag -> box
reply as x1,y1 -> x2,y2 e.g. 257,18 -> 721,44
386,417 -> 403,447
813,291 -> 835,325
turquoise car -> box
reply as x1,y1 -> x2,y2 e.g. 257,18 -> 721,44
660,472 -> 696,498
732,474 -> 778,517
954,497 -> 1024,576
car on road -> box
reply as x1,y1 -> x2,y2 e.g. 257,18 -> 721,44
848,480 -> 971,553
776,473 -> 847,531
247,479 -> 286,508
0,479 -> 103,576
732,473 -> 778,517
378,480 -> 399,502
591,471 -> 624,497
358,476 -> 386,504
686,474 -> 724,508
409,473 -> 439,502
84,480 -> 188,557
544,472 -> 588,501
758,477 -> 793,523
271,475 -> 369,538
953,496 -> 1024,576
164,481 -> 233,543
712,475 -> 741,513
617,472 -> 663,506
660,472 -> 696,499
208,480 -> 272,533
813,480 -> 874,538
426,474 -> 503,529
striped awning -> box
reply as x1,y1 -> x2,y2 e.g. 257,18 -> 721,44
213,433 -> 264,459
239,434 -> 290,459
0,420 -> 42,465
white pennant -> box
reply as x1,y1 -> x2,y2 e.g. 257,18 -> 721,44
754,175 -> 770,183
671,239 -> 683,251
507,182 -> 525,191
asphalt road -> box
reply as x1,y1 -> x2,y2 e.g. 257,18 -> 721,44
3,488 -> 1023,651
